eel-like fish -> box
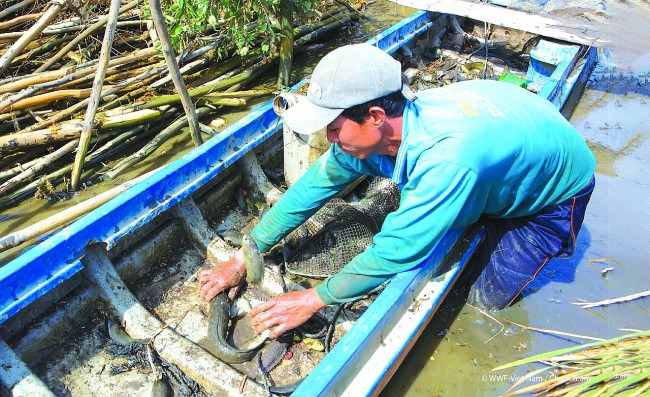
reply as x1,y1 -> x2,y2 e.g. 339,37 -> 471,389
242,234 -> 265,285
202,293 -> 263,364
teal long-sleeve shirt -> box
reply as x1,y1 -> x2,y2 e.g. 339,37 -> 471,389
251,80 -> 596,305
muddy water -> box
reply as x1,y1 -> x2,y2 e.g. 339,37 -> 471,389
382,1 -> 650,396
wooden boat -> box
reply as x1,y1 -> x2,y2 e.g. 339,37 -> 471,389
0,8 -> 597,397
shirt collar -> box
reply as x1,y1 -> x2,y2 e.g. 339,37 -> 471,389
391,100 -> 415,185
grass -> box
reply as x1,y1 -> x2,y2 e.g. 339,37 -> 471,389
492,329 -> 650,396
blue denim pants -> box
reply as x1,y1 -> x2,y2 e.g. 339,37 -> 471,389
466,177 -> 595,310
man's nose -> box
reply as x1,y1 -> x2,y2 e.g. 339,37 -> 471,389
326,130 -> 338,143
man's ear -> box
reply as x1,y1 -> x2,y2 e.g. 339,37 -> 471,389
368,106 -> 386,126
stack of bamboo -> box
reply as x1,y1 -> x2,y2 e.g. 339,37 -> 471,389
0,0 -> 363,213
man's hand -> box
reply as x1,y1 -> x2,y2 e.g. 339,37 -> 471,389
250,288 -> 326,339
198,248 -> 246,301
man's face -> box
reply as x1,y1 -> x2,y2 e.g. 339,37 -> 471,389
326,114 -> 382,160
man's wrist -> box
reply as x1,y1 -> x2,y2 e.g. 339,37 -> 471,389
307,287 -> 327,312
233,248 -> 246,274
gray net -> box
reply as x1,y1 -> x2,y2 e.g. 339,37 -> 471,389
355,177 -> 401,228
284,178 -> 400,278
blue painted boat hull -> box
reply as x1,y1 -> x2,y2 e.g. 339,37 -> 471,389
0,9 -> 597,396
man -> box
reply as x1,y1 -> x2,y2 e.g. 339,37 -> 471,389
198,43 -> 595,338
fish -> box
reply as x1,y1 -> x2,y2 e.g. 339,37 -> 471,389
231,339 -> 286,381
234,186 -> 248,214
240,328 -> 271,350
218,229 -> 244,247
202,293 -> 262,364
150,376 -> 173,397
262,167 -> 285,188
231,337 -> 304,395
204,288 -> 309,395
229,293 -> 253,318
107,318 -> 148,346
242,234 -> 264,285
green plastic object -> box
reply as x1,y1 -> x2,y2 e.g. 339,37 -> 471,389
498,73 -> 528,88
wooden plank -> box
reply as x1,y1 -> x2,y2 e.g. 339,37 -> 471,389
388,0 -> 610,47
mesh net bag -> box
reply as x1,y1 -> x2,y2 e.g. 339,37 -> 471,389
284,178 -> 400,278
355,177 -> 401,228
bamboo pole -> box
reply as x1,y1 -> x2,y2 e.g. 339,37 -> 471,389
0,139 -> 78,195
0,122 -> 84,151
293,7 -> 350,39
294,15 -> 354,47
0,157 -> 40,184
200,88 -> 276,99
21,62 -> 166,132
187,52 -> 259,87
0,124 -> 154,209
104,107 -> 211,180
0,47 -> 157,113
99,108 -> 165,129
99,86 -> 148,111
150,56 -> 210,89
57,59 -> 158,90
0,0 -> 38,20
197,97 -> 246,107
0,0 -> 65,75
0,12 -> 45,31
35,0 -> 141,72
70,0 -> 122,190
149,0 -> 202,147
0,168 -> 161,253
12,35 -> 75,66
193,53 -> 264,89
0,109 -> 163,151
0,65 -> 76,95
0,88 -> 106,113
140,54 -> 278,110
0,145 -> 42,168
0,19 -> 147,42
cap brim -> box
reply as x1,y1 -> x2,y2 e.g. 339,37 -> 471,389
281,97 -> 344,135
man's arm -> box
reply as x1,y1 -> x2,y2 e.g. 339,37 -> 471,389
251,145 -> 364,251
199,145 -> 363,302
316,161 -> 481,304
